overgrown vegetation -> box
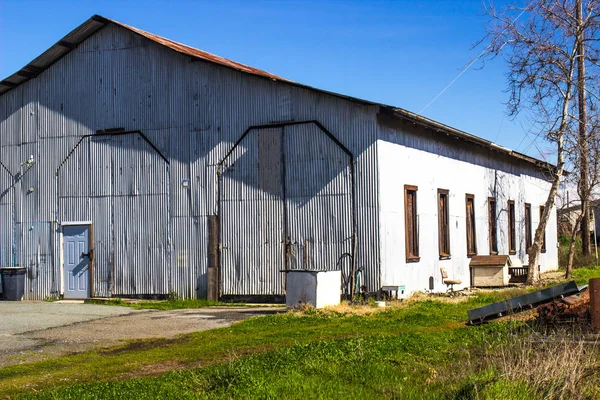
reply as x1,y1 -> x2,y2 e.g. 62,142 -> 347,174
485,329 -> 600,399
558,234 -> 598,269
3,267 -> 600,399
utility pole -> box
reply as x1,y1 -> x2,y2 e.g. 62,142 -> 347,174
577,0 -> 591,256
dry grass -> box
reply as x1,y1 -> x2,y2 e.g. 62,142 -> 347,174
288,302 -> 384,316
487,329 -> 600,399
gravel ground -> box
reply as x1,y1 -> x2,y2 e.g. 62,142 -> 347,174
0,302 -> 281,367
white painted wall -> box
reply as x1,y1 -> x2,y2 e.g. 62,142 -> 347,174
377,124 -> 558,294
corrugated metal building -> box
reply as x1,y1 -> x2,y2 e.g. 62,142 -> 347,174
0,15 -> 559,300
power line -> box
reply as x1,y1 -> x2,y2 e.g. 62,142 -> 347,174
419,48 -> 488,114
419,9 -> 525,114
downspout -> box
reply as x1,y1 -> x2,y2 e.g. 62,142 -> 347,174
0,161 -> 16,267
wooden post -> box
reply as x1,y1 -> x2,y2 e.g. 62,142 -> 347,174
207,215 -> 220,301
590,278 -> 600,332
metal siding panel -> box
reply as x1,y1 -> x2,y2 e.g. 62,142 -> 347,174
0,87 -> 23,146
171,216 -> 206,299
170,127 -> 192,218
89,136 -> 112,196
15,222 -> 53,300
90,196 -> 111,297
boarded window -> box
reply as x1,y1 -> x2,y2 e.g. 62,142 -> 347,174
488,197 -> 498,254
257,128 -> 282,195
525,203 -> 532,251
508,200 -> 516,254
540,206 -> 547,252
404,185 -> 419,262
438,189 -> 450,258
465,194 -> 477,256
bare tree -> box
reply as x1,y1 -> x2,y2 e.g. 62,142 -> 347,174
565,111 -> 600,277
483,0 -> 600,284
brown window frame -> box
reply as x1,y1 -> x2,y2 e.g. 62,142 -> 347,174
404,185 -> 419,262
540,205 -> 547,253
488,197 -> 498,255
438,189 -> 450,259
508,200 -> 516,255
465,194 -> 477,257
524,203 -> 532,251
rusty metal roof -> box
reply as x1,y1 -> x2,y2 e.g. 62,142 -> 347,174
0,14 -> 288,95
110,18 -> 289,82
0,14 -> 557,174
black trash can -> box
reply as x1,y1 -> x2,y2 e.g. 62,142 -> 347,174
1,268 -> 26,301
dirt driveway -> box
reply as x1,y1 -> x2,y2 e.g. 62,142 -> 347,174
0,302 -> 282,367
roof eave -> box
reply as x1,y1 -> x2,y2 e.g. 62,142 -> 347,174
379,105 -> 558,176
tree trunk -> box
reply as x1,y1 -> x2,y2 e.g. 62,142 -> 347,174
566,215 -> 583,279
527,169 -> 562,284
576,0 -> 591,256
527,109 -> 568,285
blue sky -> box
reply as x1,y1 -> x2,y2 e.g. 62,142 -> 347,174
0,0 -> 549,160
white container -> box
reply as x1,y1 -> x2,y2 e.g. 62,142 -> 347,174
285,270 -> 341,309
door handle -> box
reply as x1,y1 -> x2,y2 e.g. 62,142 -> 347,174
81,249 -> 94,259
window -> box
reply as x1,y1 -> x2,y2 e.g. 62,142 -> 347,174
404,185 -> 419,262
488,197 -> 498,254
540,206 -> 547,252
465,194 -> 477,256
438,189 -> 450,258
508,200 -> 516,254
525,203 -> 532,251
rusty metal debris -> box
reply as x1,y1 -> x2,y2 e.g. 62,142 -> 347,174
537,289 -> 590,325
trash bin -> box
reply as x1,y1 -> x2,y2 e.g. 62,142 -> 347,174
1,268 -> 26,301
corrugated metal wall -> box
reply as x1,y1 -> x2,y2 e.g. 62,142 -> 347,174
0,23 -> 381,299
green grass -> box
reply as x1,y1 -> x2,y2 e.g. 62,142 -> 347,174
4,266 -> 600,400
15,325 -> 526,400
0,298 -> 486,398
570,265 -> 600,285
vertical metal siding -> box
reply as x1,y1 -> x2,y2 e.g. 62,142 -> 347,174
0,21 -> 440,299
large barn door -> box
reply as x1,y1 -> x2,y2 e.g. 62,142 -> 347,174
220,127 -> 285,296
110,134 -> 170,296
219,122 -> 353,297
282,124 -> 353,272
58,132 -> 169,297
